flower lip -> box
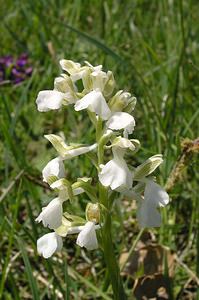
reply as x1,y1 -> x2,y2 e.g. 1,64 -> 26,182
36,90 -> 65,112
76,221 -> 99,250
74,90 -> 111,120
106,112 -> 135,135
35,197 -> 63,229
99,154 -> 132,191
37,232 -> 63,258
42,157 -> 65,183
137,180 -> 169,228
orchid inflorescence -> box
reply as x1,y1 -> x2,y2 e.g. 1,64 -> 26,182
35,60 -> 169,259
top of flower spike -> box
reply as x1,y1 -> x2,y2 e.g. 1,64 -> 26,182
35,59 -> 136,118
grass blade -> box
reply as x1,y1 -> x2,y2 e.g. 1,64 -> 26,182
17,237 -> 40,300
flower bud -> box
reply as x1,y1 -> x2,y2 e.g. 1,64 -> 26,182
103,71 -> 115,97
86,203 -> 100,223
134,154 -> 163,180
82,69 -> 92,91
109,90 -> 136,112
54,74 -> 74,93
60,59 -> 81,74
60,60 -> 88,81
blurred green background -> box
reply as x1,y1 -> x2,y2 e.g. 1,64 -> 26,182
0,0 -> 198,299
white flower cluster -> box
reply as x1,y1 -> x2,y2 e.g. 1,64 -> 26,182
35,60 -> 169,258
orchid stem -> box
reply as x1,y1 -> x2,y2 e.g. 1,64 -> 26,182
96,119 -> 127,300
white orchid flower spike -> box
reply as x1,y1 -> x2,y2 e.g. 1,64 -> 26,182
137,180 -> 169,227
37,232 -> 63,259
34,59 -> 169,268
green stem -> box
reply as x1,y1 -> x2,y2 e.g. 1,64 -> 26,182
96,118 -> 127,300
101,205 -> 127,300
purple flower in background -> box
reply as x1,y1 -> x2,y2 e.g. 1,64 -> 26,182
0,53 -> 32,85
0,55 -> 13,67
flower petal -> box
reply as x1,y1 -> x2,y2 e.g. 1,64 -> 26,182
137,180 -> 169,228
112,137 -> 136,151
144,180 -> 169,207
106,112 -> 135,134
99,158 -> 132,191
76,221 -> 98,250
74,90 -> 111,120
64,143 -> 97,158
44,134 -> 97,159
59,59 -> 87,81
91,69 -> 108,92
35,197 -> 63,229
42,157 -> 65,183
137,202 -> 161,227
133,155 -> 163,180
109,90 -> 136,112
37,232 -> 63,258
36,90 -> 65,112
50,178 -> 85,201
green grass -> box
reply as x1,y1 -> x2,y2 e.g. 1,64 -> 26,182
0,0 -> 199,299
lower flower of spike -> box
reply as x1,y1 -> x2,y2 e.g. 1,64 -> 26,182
56,221 -> 100,250
37,222 -> 100,258
76,221 -> 99,250
99,148 -> 132,191
137,180 -> 169,227
37,232 -> 63,259
35,197 -> 63,229
42,157 -> 65,184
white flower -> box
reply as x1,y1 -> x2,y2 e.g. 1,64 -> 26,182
84,62 -> 115,95
50,178 -> 85,201
37,232 -> 63,258
74,90 -> 111,120
42,157 -> 65,183
60,59 -> 88,81
36,90 -> 66,112
91,69 -> 109,92
61,143 -> 97,159
137,180 -> 169,227
35,198 -> 63,229
55,220 -> 100,251
84,61 -> 103,72
76,221 -> 98,250
106,112 -> 135,137
44,134 -> 97,159
99,150 -> 132,191
111,136 -> 137,151
54,75 -> 76,99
